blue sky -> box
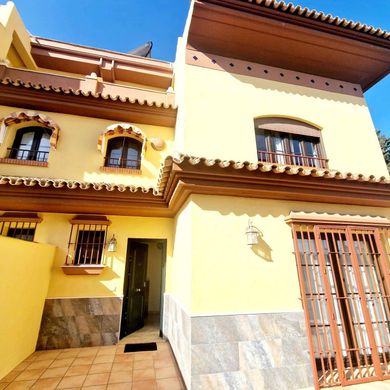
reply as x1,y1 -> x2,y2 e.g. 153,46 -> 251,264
6,0 -> 390,136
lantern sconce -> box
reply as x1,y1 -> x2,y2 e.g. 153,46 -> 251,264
245,219 -> 261,246
107,234 -> 117,252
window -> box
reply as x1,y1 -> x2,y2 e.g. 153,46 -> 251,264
0,213 -> 41,242
65,216 -> 111,268
9,126 -> 52,162
105,137 -> 142,169
292,223 -> 390,388
254,118 -> 328,168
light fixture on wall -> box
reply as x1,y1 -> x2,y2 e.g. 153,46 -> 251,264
245,220 -> 260,246
107,234 -> 117,252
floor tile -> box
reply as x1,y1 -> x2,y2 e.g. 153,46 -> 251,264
132,368 -> 155,382
111,362 -> 133,372
34,351 -> 61,361
50,358 -> 74,368
133,360 -> 153,370
133,352 -> 155,361
114,355 -> 134,363
83,373 -> 110,387
108,371 -> 133,384
88,363 -> 113,374
93,355 -> 115,364
153,360 -> 173,369
72,357 -> 95,366
156,377 -> 183,390
81,385 -> 107,390
5,380 -> 37,389
96,347 -> 117,356
57,350 -> 80,359
77,348 -> 99,358
131,380 -> 157,390
30,377 -> 61,390
40,366 -> 68,379
26,359 -> 54,370
107,383 -> 133,390
14,369 -> 45,381
13,362 -> 30,371
57,374 -> 86,389
0,370 -> 20,383
65,365 -> 91,377
155,366 -> 178,380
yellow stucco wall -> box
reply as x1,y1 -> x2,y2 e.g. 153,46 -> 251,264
33,213 -> 173,299
170,200 -> 193,312
0,2 -> 36,69
181,64 -> 388,177
187,194 -> 390,314
0,236 -> 55,379
0,105 -> 174,188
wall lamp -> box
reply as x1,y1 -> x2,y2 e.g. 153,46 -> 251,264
107,234 -> 117,252
246,219 -> 261,246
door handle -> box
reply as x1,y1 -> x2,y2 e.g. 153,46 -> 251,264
135,288 -> 141,292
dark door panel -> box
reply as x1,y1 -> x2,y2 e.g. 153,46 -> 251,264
121,241 -> 148,337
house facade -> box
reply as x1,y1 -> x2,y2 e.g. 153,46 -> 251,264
0,1 -> 390,389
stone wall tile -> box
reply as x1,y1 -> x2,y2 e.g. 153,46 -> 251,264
191,316 -> 216,345
192,343 -> 239,375
239,340 -> 276,370
37,297 -> 121,350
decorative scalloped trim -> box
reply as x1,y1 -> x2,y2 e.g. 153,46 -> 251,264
0,78 -> 176,109
247,0 -> 390,40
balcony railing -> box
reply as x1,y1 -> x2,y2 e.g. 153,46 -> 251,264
7,148 -> 49,162
257,150 -> 328,169
104,157 -> 141,170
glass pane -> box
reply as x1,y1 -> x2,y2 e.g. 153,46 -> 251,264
17,131 -> 34,160
256,131 -> 268,162
125,143 -> 141,169
271,133 -> 285,163
290,137 -> 303,165
107,138 -> 124,167
36,132 -> 51,162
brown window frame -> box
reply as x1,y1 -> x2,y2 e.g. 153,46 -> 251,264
0,212 -> 42,242
291,222 -> 390,388
104,136 -> 142,170
65,215 -> 111,268
254,117 -> 328,168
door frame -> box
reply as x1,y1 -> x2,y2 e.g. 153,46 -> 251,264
120,238 -> 167,339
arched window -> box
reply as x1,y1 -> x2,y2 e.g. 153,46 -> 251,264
105,137 -> 142,169
10,126 -> 52,162
254,117 -> 328,168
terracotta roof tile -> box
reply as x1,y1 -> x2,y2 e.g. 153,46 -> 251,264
0,65 -> 176,109
168,154 -> 390,184
0,176 -> 156,194
243,0 -> 390,40
0,155 -> 388,199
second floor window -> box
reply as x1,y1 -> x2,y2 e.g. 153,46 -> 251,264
9,126 -> 52,162
254,118 -> 328,168
105,137 -> 142,170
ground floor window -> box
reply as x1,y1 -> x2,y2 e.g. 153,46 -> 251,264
65,215 -> 110,266
291,224 -> 390,388
0,212 -> 41,241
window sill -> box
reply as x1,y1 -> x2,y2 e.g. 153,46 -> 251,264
62,265 -> 104,275
100,166 -> 141,175
0,158 -> 48,167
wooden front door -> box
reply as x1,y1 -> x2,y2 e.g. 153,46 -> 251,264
292,225 -> 390,388
121,241 -> 148,337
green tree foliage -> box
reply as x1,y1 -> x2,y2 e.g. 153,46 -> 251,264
377,130 -> 390,172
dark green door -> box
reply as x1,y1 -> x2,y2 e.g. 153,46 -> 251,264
121,242 -> 148,337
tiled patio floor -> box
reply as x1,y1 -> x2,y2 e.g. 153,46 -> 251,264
0,316 -> 185,390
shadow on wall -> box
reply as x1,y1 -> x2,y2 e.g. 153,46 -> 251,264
251,231 -> 273,262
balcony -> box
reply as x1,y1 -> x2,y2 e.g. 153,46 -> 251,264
257,150 -> 328,169
0,148 -> 49,167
